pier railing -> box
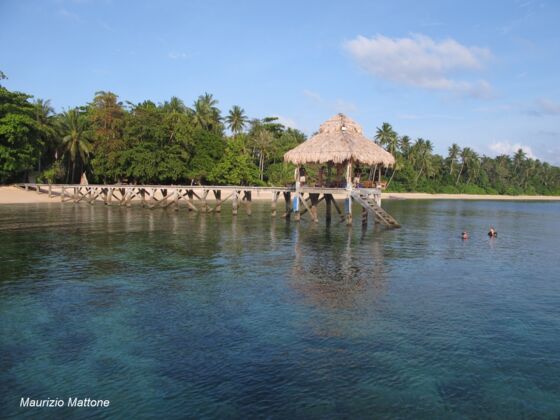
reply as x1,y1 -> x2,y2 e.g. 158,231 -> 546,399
14,183 -> 398,228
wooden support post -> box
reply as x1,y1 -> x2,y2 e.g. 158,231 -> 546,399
139,189 -> 145,207
310,193 -> 319,223
159,189 -> 168,208
174,188 -> 180,211
61,186 -> 65,202
346,194 -> 353,226
126,188 -> 135,207
73,187 -> 78,203
271,191 -> 278,217
213,190 -> 222,213
107,188 -> 113,205
283,192 -> 291,219
244,191 -> 252,216
232,191 -> 238,215
325,194 -> 332,223
362,207 -> 368,228
150,188 -> 157,209
293,194 -> 300,222
48,184 -> 52,198
187,190 -> 195,211
25,184 -> 29,191
201,190 -> 209,213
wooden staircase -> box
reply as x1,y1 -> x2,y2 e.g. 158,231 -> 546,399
351,190 -> 401,228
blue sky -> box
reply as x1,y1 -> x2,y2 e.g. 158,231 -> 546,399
1,0 -> 559,163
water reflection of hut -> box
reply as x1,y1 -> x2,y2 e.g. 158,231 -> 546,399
284,114 -> 399,227
290,226 -> 387,312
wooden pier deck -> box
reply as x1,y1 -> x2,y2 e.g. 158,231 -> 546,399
14,183 -> 400,228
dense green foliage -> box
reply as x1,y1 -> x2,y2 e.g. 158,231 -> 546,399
374,123 -> 560,195
0,73 -> 559,195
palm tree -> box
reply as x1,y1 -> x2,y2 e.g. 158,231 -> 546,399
386,155 -> 403,188
33,99 -> 57,171
226,105 -> 248,136
191,93 -> 221,131
466,151 -> 481,184
59,109 -> 92,183
251,127 -> 274,181
447,143 -> 461,176
163,96 -> 187,114
411,138 -> 434,183
513,148 -> 527,170
399,135 -> 411,159
90,91 -> 124,139
375,122 -> 397,148
456,147 -> 473,185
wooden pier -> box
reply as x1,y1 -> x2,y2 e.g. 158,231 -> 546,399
15,183 -> 400,228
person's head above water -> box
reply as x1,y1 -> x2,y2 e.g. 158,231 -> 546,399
461,231 -> 469,239
488,226 -> 497,237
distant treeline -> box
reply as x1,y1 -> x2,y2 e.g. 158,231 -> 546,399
1,72 -> 559,195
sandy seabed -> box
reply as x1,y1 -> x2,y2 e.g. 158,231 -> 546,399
1,186 -> 559,205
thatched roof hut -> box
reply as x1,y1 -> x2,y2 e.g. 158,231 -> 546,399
284,114 -> 395,167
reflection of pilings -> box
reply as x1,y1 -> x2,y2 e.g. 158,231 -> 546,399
232,191 -> 239,216
290,221 -> 388,312
17,183 -> 397,230
244,191 -> 252,216
325,194 -> 332,224
283,192 -> 291,220
271,191 -> 278,217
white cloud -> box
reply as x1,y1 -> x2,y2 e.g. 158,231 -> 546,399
532,98 -> 560,116
344,34 -> 493,98
303,90 -> 358,114
168,51 -> 191,60
58,8 -> 81,22
489,141 -> 536,159
274,115 -> 297,129
397,113 -> 463,120
303,89 -> 322,102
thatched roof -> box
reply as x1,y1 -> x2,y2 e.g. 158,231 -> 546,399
284,114 -> 395,167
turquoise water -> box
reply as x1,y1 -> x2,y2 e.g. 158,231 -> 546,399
1,200 -> 559,418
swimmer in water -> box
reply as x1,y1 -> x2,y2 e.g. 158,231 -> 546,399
488,227 -> 497,238
461,231 -> 469,240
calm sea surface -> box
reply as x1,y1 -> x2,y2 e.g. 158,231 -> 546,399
1,200 -> 559,419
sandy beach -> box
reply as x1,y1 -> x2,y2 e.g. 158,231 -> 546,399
1,186 -> 559,205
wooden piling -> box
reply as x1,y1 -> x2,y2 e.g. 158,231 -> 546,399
346,194 -> 353,226
294,194 -> 300,222
201,190 -> 209,213
174,188 -> 180,211
244,191 -> 252,216
61,186 -> 65,202
283,192 -> 291,219
271,191 -> 278,217
232,191 -> 238,215
187,190 -> 194,211
213,190 -> 222,213
310,193 -> 319,223
325,194 -> 332,223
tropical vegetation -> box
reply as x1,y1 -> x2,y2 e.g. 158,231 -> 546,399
1,73 -> 559,195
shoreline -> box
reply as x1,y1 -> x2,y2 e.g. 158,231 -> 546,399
1,186 -> 559,205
